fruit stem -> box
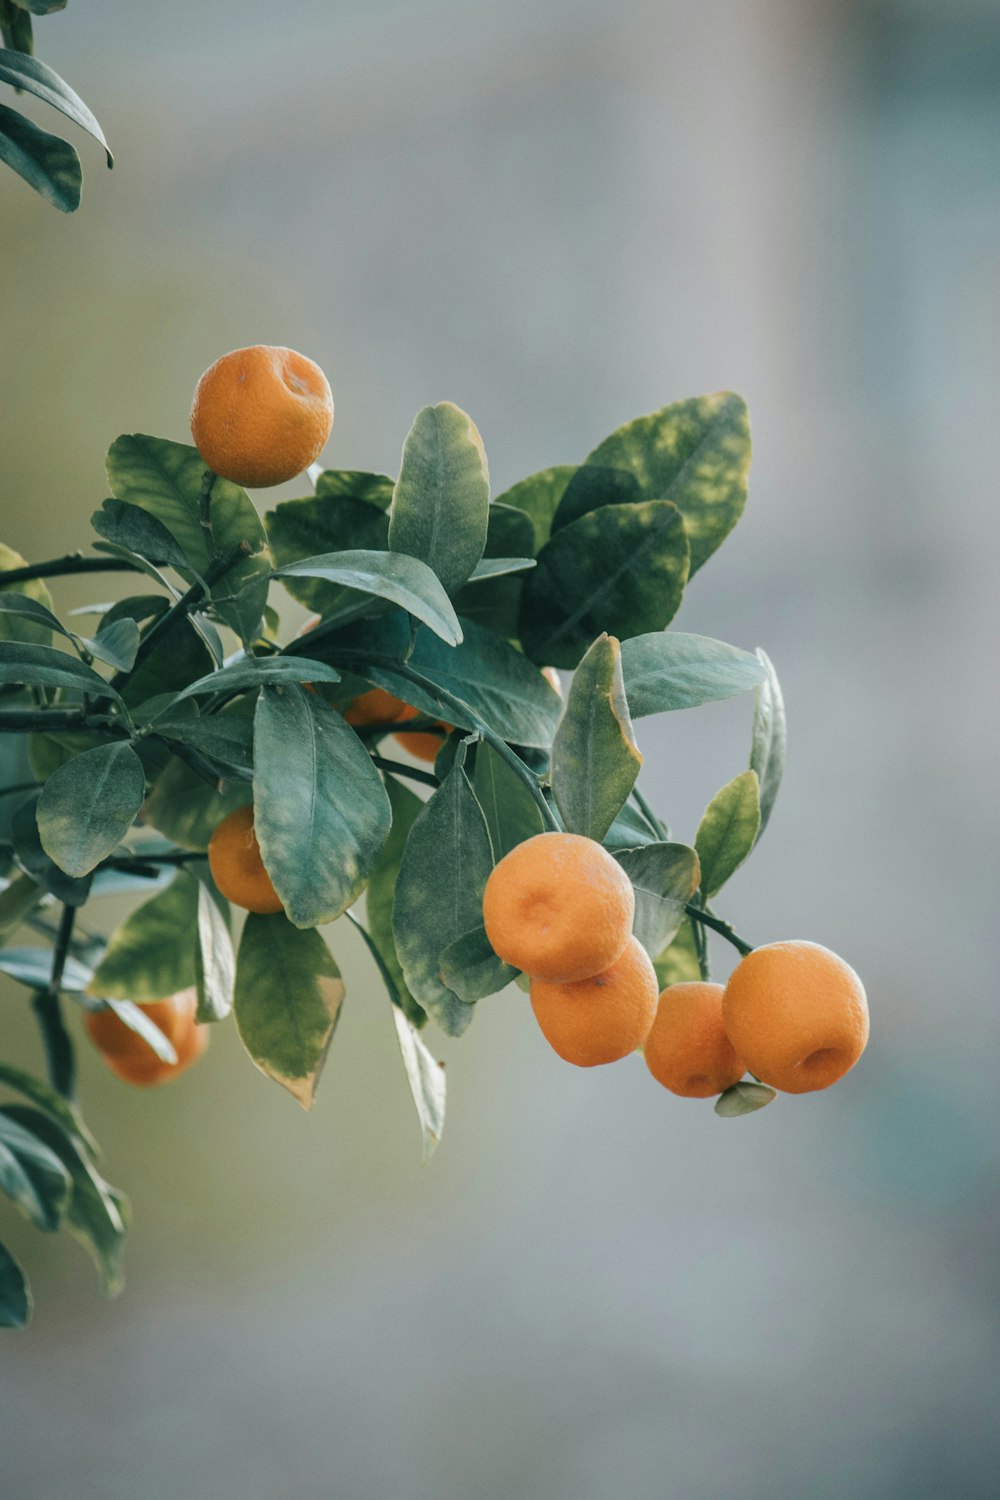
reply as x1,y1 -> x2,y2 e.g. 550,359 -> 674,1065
684,904 -> 754,957
0,554 -> 142,586
31,902 -> 78,1100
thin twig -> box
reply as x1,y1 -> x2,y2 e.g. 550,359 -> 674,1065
31,903 -> 78,1099
369,753 -> 438,789
684,903 -> 754,957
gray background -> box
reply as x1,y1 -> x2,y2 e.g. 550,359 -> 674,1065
1,1 -> 998,1496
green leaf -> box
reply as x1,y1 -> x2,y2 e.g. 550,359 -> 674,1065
550,465 -> 641,531
0,1109 -> 70,1230
364,775 -> 426,1027
551,633 -> 641,841
142,753 -> 251,851
439,924 -> 517,1002
153,710 -> 254,779
653,916 -> 701,988
81,617 -> 141,673
270,549 -> 462,645
0,1241 -> 31,1329
694,770 -> 761,898
566,393 -> 751,574
465,555 -> 535,583
102,1000 -> 177,1064
3,1106 -> 128,1294
471,740 -> 544,861
88,870 -> 200,1000
519,501 -> 690,668
313,469 -> 395,510
0,641 -> 126,708
452,503 -> 538,637
0,872 -> 42,941
105,436 -> 270,643
36,742 -> 145,877
234,913 -> 344,1109
11,797 -> 92,906
0,542 -> 54,646
615,842 -> 700,958
392,752 -> 494,1036
620,632 -> 768,717
391,1005 -> 445,1162
749,648 -> 785,841
493,466 -> 576,552
0,2 -> 34,54
0,946 -> 92,991
0,46 -> 112,162
90,498 -> 191,571
265,493 -> 389,616
0,101 -> 80,211
0,590 -> 68,641
0,1060 -> 97,1156
715,1081 -> 776,1118
165,653 -> 340,708
603,800 -> 663,849
388,403 -> 490,594
253,686 -> 391,928
120,613 -> 214,712
194,877 -> 234,1022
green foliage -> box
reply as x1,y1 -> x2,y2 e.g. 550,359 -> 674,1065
653,917 -> 702,988
0,1241 -> 31,1329
616,843 -> 700,959
37,742 -> 145,876
0,43 -> 110,213
749,648 -> 785,840
270,549 -> 462,645
364,776 -> 426,1027
388,402 -> 490,595
439,924 -> 517,1003
391,1005 -> 445,1163
694,770 -> 761,899
0,544 -> 53,646
551,633 -> 641,841
715,1081 -> 777,1118
620,632 -> 767,717
471,741 -> 544,860
88,871 -> 202,1000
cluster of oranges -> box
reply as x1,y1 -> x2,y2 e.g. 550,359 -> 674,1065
483,831 -> 868,1098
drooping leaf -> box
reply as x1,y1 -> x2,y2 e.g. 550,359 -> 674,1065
551,633 -> 642,841
0,641 -> 127,708
105,436 -> 270,643
142,752 -> 251,851
265,493 -> 389,617
81,616 -> 141,673
749,648 -> 786,841
0,946 -> 92,991
388,403 -> 490,594
694,770 -> 761,899
715,1081 -> 776,1118
0,1060 -> 97,1156
364,775 -> 426,1028
471,740 -> 544,861
0,101 -> 80,212
519,501 -> 690,668
391,1004 -> 445,1162
0,1109 -> 71,1230
0,873 -> 42,942
392,751 -> 494,1036
0,47 -> 112,162
615,842 -> 700,959
165,653 -> 340,708
439,924 -> 517,1003
194,880 -> 234,1022
0,543 -> 54,646
36,742 -> 145,877
102,1000 -> 178,1064
88,870 -> 201,1000
653,916 -> 701,988
0,590 -> 70,642
253,686 -> 391,928
234,913 -> 344,1109
492,466 -> 576,552
270,549 -> 462,645
90,498 -> 191,571
11,797 -> 92,906
0,1241 -> 31,1329
620,632 -> 768,717
564,393 -> 751,574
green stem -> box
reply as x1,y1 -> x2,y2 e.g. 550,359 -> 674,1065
369,753 -> 438,789
0,710 -> 129,735
31,903 -> 77,1099
685,903 -> 754,958
0,555 -> 142,587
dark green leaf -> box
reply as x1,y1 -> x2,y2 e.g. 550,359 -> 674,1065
570,393 -> 751,574
142,752 -> 251,851
0,1241 -> 31,1329
0,1109 -> 70,1230
121,614 -> 214,712
694,770 -> 761,898
0,873 -> 41,942
234,913 -> 344,1109
392,751 -> 493,1036
471,740 -> 544,861
88,870 -> 200,1000
37,742 -> 145,877
270,549 -> 462,645
621,632 -> 768,717
452,502 -> 538,636
519,501 -> 690,668
153,710 -> 254,779
439,924 -> 516,1002
0,946 -> 92,991
550,465 -> 641,531
265,493 -> 389,617
364,775 -> 426,1027
0,46 -> 112,162
166,653 -> 340,708
0,590 -> 69,640
391,1005 -> 445,1162
0,641 -> 126,708
653,916 -> 701,988
551,632 -> 642,841
388,403 -> 490,594
11,797 -> 92,905
0,542 -> 54,646
603,800 -> 663,849
616,842 -> 700,958
0,1060 -> 97,1156
194,878 -> 234,1022
715,1081 -> 776,1118
90,498 -> 191,571
82,617 -> 141,673
0,101 -> 80,211
493,466 -> 576,552
313,469 -> 395,510
749,648 -> 785,841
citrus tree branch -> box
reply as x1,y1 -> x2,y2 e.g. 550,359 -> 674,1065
31,902 -> 78,1100
0,554 -> 142,587
684,903 -> 754,957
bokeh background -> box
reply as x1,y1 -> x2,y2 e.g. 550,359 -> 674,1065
2,1 -> 998,1496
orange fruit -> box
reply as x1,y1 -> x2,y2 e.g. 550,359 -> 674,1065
343,687 -> 418,729
190,345 -> 334,488
644,982 -> 745,1098
722,940 -> 869,1094
394,722 -> 451,762
207,804 -> 283,914
85,988 -> 207,1087
483,831 -> 635,981
530,936 -> 658,1067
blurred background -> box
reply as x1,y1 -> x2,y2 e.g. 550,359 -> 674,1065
1,0 -> 998,1495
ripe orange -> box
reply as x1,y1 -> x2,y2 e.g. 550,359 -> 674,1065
530,936 -> 658,1067
207,804 -> 283,914
190,345 -> 334,488
483,831 -> 635,982
394,722 -> 451,762
722,940 -> 869,1094
343,688 -> 418,730
85,988 -> 207,1087
644,982 -> 745,1098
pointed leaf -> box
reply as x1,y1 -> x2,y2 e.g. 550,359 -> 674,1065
90,498 -> 191,571
519,501 -> 690,668
102,1001 -> 178,1064
388,402 -> 490,594
0,1060 -> 97,1156
364,776 -> 426,1027
391,1005 -> 446,1161
0,101 -> 81,212
603,800 -> 663,850
11,797 -> 92,905
694,770 -> 761,899
0,542 -> 54,646
313,469 -> 395,509
551,633 -> 642,841
0,590 -> 70,640
166,653 -> 340,708
749,648 -> 786,840
621,632 -> 768,717
0,48 -> 112,162
234,913 -> 344,1109
439,924 -> 517,1002
0,1110 -> 71,1230
472,740 -> 544,861
253,686 -> 390,928
194,879 -> 234,1022
37,742 -> 145,877
153,710 -> 254,780
0,1241 -> 31,1329
615,843 -> 700,958
270,549 -> 462,645
88,870 -> 200,1000
0,641 -> 126,707
82,617 -> 141,673
492,466 -> 576,552
715,1081 -> 776,1118
265,493 -> 389,616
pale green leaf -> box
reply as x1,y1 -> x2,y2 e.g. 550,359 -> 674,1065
388,402 -> 490,594
694,770 -> 761,898
551,632 -> 641,841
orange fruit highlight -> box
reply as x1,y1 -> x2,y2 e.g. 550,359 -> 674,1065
530,936 -> 658,1067
190,345 -> 334,488
394,722 -> 451,762
483,831 -> 635,982
343,688 -> 418,729
207,804 -> 283,914
85,988 -> 207,1087
644,982 -> 745,1098
722,940 -> 869,1094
